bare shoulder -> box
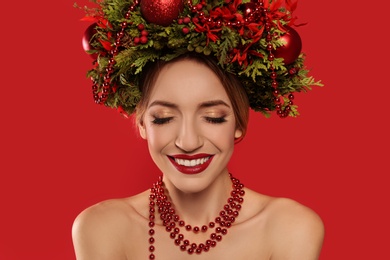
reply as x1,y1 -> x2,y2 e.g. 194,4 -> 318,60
72,191 -> 150,260
265,196 -> 325,259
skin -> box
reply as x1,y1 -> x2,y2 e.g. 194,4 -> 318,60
72,59 -> 324,260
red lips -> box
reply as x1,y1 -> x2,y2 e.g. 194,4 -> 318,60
168,154 -> 214,175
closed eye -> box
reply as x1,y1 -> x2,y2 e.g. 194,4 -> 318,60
204,117 -> 227,124
152,117 -> 173,125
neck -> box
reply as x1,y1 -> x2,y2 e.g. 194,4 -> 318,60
163,171 -> 232,225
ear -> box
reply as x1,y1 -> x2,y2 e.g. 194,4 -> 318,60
138,120 -> 147,140
234,128 -> 243,139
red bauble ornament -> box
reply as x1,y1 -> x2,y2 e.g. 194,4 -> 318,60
82,23 -> 98,59
274,26 -> 302,65
140,0 -> 184,26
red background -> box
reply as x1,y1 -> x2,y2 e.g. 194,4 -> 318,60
1,0 -> 389,259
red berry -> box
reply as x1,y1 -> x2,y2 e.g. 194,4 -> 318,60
137,24 -> 145,31
140,36 -> 148,44
183,17 -> 191,24
182,27 -> 190,34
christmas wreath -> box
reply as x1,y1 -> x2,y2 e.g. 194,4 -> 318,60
76,0 -> 323,118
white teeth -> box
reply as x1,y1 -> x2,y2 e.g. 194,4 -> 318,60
174,157 -> 210,167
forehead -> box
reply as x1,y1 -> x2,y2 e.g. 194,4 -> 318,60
148,59 -> 232,108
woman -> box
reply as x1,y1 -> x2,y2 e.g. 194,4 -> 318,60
73,0 -> 324,259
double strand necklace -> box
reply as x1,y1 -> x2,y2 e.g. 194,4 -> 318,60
147,174 -> 245,259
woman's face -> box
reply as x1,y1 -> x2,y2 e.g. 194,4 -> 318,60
138,59 -> 242,193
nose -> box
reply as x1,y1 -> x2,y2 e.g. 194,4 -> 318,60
174,118 -> 203,153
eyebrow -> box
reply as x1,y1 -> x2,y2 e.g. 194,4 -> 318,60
148,100 -> 231,109
148,100 -> 178,109
198,100 -> 230,109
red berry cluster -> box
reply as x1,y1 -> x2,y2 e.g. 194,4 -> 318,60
134,24 -> 149,45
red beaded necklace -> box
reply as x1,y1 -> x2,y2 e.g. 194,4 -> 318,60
148,174 -> 245,259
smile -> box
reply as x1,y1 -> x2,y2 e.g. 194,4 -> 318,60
174,157 -> 211,167
168,154 -> 214,175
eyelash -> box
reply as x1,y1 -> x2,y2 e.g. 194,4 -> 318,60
205,116 -> 227,124
152,117 -> 173,125
151,116 -> 227,125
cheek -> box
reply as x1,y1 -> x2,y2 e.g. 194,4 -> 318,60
145,125 -> 174,151
204,123 -> 236,146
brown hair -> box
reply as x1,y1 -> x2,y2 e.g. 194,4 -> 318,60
135,53 -> 250,137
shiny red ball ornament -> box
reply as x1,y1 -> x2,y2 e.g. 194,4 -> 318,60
274,26 -> 302,65
140,0 -> 184,26
82,23 -> 98,59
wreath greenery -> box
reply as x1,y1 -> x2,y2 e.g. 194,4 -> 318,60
75,0 -> 323,118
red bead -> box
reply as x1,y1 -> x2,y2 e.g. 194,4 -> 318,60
147,174 -> 245,256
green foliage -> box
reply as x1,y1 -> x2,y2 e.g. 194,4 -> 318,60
78,0 -> 323,118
